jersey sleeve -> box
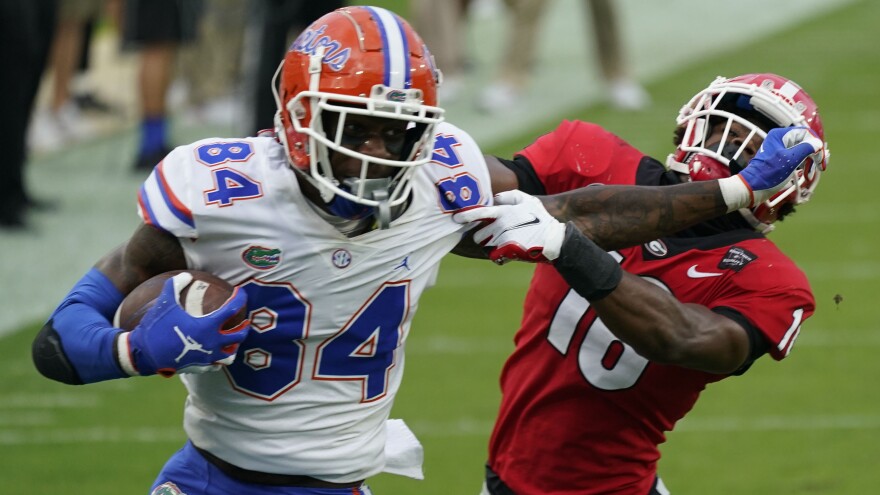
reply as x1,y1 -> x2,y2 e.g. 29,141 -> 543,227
424,122 -> 493,212
516,120 -> 647,193
137,145 -> 200,238
709,249 -> 815,360
136,138 -> 266,239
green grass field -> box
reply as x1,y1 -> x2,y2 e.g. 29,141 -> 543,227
2,1 -> 879,493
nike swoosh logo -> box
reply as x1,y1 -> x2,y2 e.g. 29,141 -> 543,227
687,265 -> 724,278
499,215 -> 540,236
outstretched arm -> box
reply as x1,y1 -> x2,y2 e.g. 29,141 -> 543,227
540,181 -> 725,251
460,126 -> 824,258
541,126 -> 825,250
455,155 -> 727,258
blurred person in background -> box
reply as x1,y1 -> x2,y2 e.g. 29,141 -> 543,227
0,0 -> 58,229
124,0 -> 203,172
176,0 -> 247,128
454,73 -> 828,495
70,13 -> 124,116
480,0 -> 650,113
411,0 -> 473,102
239,0 -> 342,136
27,0 -> 108,154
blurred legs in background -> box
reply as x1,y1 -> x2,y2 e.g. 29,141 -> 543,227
176,0 -> 247,129
479,0 -> 649,113
28,0 -> 107,154
0,0 -> 58,229
240,0 -> 343,136
123,0 -> 202,172
411,0 -> 474,103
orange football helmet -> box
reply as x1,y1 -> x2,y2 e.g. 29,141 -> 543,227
667,73 -> 829,232
272,6 -> 444,225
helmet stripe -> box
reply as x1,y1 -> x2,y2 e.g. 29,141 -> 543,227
366,7 -> 410,89
778,80 -> 801,100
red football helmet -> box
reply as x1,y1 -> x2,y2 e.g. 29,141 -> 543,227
272,6 -> 444,222
666,74 -> 829,232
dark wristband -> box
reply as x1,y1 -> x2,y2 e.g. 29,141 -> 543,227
553,222 -> 623,301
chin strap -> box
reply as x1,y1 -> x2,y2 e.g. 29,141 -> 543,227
370,188 -> 392,229
325,177 -> 394,229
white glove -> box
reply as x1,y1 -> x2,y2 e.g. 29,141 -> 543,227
453,190 -> 567,264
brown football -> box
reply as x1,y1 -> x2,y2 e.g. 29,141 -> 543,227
113,270 -> 247,331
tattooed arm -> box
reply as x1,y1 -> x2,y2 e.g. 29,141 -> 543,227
452,155 -> 728,258
540,181 -> 727,251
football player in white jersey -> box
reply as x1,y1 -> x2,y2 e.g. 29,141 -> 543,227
32,6 -> 818,495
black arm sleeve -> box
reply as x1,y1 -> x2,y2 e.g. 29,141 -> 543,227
712,306 -> 770,376
32,320 -> 84,385
495,155 -> 546,196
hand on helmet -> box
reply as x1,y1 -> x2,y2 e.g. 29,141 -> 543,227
453,190 -> 567,264
118,272 -> 251,377
721,126 -> 826,209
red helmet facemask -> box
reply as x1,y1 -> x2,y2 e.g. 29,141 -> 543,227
666,74 -> 829,232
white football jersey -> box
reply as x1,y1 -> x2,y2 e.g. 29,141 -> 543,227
136,122 -> 490,482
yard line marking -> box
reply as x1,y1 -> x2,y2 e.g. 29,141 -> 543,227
4,414 -> 878,445
404,414 -> 880,437
0,427 -> 183,445
0,411 -> 54,427
674,414 -> 880,432
0,393 -> 99,409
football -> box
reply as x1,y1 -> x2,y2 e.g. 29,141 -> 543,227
113,270 -> 247,331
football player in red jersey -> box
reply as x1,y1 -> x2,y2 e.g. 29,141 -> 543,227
457,74 -> 829,495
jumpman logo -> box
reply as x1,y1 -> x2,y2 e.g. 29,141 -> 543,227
394,256 -> 411,271
173,326 -> 213,363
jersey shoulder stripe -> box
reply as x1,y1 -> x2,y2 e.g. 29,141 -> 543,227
138,160 -> 195,231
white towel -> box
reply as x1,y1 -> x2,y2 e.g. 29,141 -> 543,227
383,419 -> 425,480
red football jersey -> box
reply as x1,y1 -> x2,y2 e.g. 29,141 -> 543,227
488,121 -> 815,495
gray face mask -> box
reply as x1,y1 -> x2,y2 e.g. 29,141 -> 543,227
326,177 -> 394,228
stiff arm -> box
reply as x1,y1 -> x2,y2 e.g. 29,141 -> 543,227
453,173 -> 727,259
540,180 -> 726,251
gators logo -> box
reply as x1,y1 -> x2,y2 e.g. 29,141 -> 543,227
386,90 -> 407,102
151,482 -> 186,495
242,245 -> 282,270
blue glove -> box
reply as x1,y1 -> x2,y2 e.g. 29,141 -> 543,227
730,126 -> 826,207
117,272 -> 250,377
